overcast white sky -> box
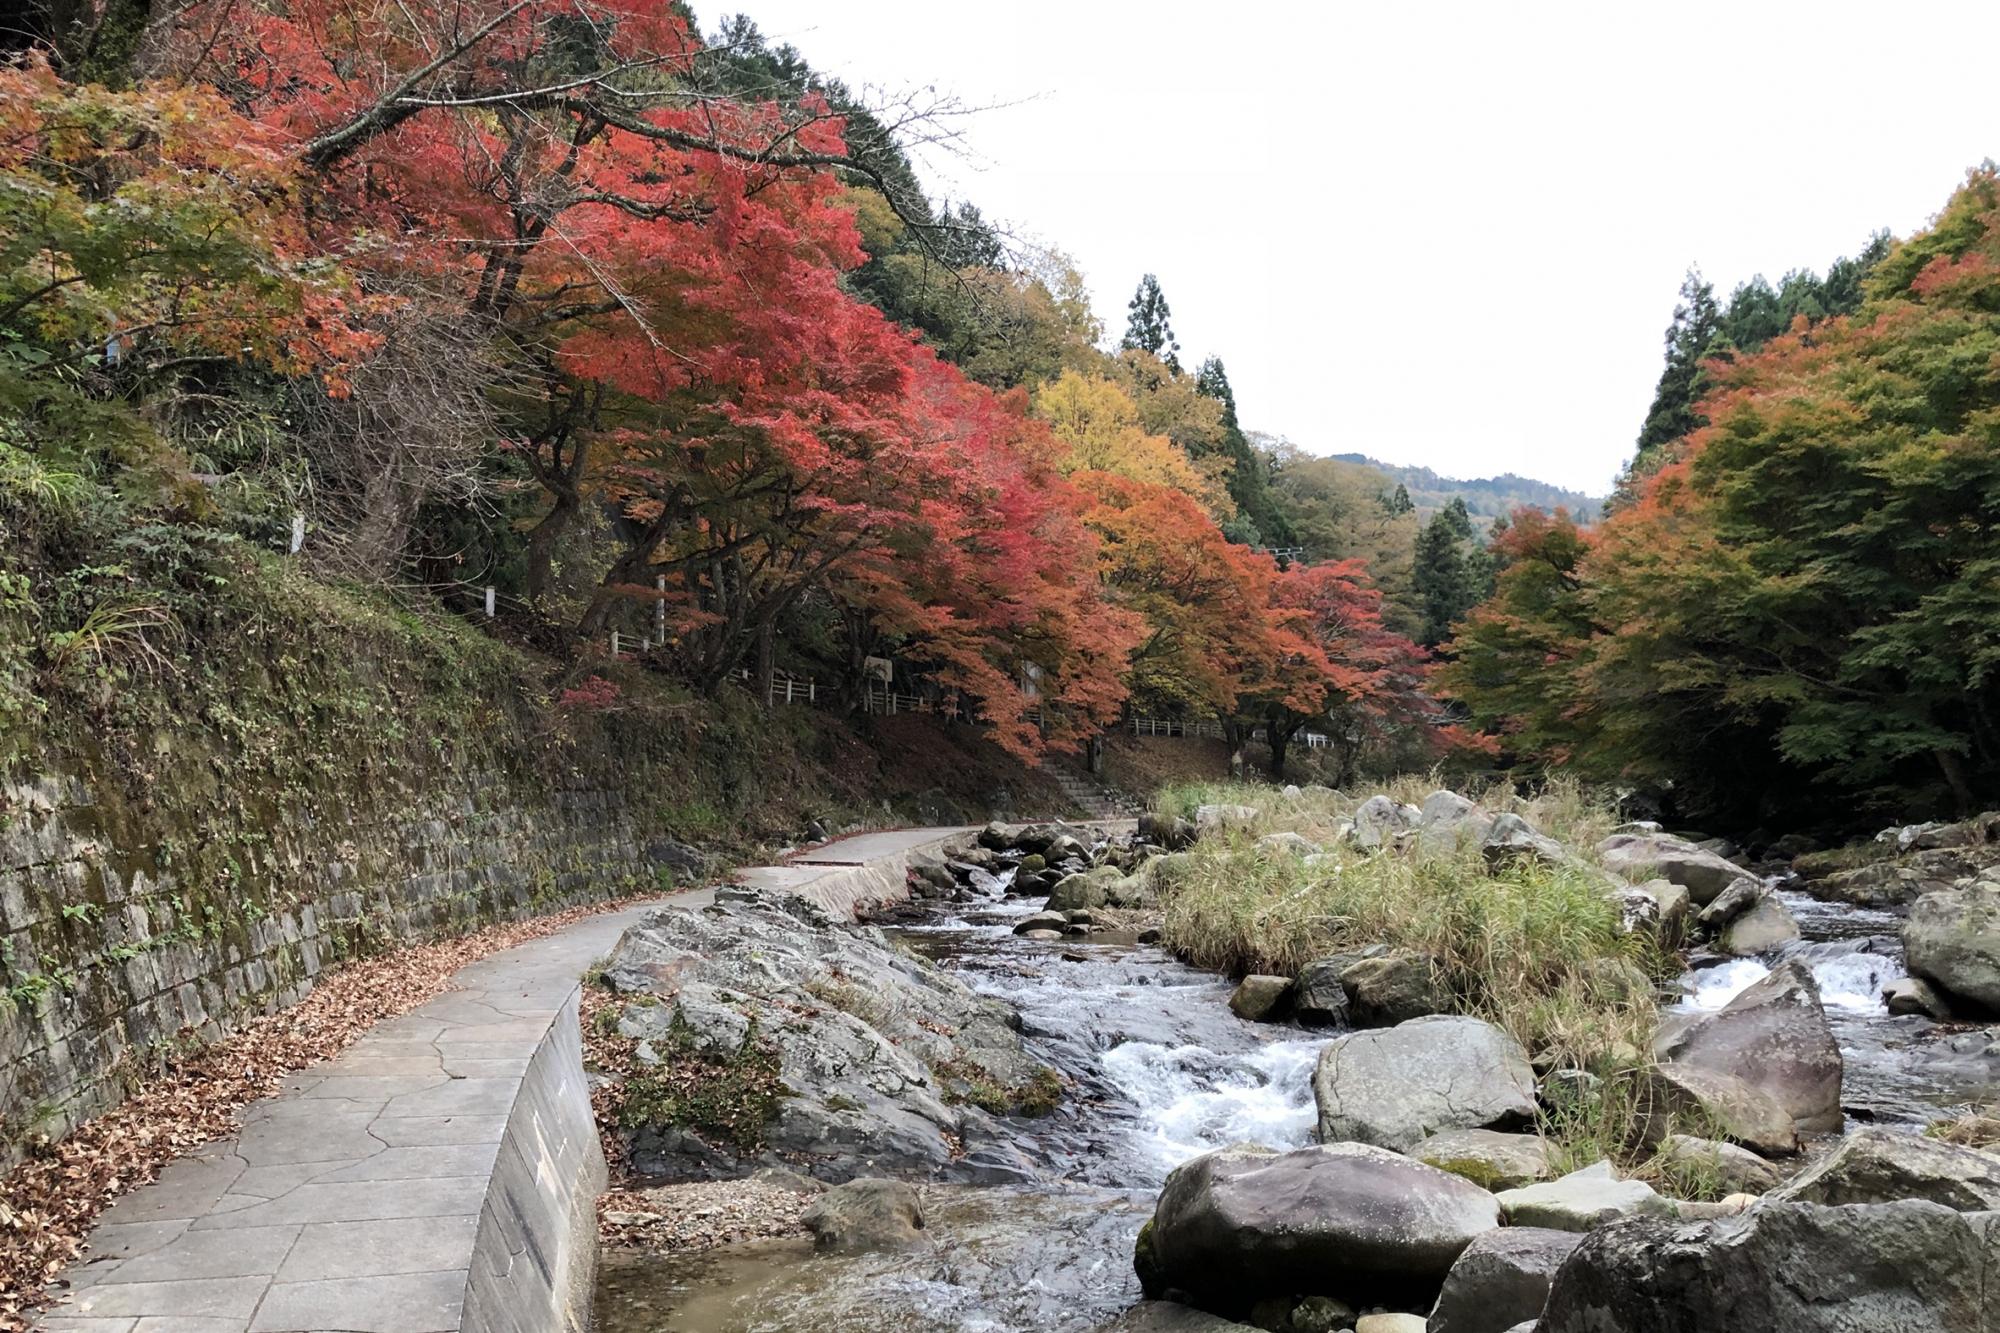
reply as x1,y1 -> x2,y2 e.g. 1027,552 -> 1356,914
730,1 -> 2000,493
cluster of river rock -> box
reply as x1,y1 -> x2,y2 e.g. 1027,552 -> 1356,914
591,796 -> 2000,1333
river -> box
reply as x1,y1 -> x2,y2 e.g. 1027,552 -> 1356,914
596,868 -> 1997,1332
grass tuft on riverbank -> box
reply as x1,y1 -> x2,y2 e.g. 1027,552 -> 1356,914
1153,779 -> 1656,1075
1148,778 -> 1693,1177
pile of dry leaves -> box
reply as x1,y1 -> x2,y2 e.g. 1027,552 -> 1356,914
0,894 -> 657,1327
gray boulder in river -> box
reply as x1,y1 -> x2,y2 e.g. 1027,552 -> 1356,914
1427,1226 -> 1583,1333
1596,832 -> 1756,903
1536,1200 -> 2000,1332
599,888 -> 1046,1182
1139,1142 -> 1501,1316
1769,1126 -> 2000,1211
1902,880 -> 2000,1015
1314,1014 -> 1537,1152
1653,959 -> 1842,1134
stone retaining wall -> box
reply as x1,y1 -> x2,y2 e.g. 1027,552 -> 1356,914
0,767 -> 660,1165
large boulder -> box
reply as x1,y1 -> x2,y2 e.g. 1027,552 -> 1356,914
601,889 -> 1043,1182
1769,1127 -> 2000,1211
801,1177 -> 926,1253
1903,881 -> 2000,1015
1313,1015 -> 1537,1152
1633,1063 -> 1798,1158
1494,1161 -> 1675,1231
1229,975 -> 1292,1022
1427,1227 -> 1583,1333
1195,803 -> 1261,836
1138,811 -> 1198,850
1048,865 -> 1128,912
1695,876 -> 1764,930
1417,790 -> 1494,853
1537,1200 -> 2000,1333
1411,1128 -> 1554,1191
1341,950 -> 1448,1026
1141,1143 -> 1501,1315
1653,960 -> 1842,1134
1482,813 -> 1567,870
1352,795 -> 1421,850
1595,832 -> 1756,904
1815,846 -> 1988,908
1717,895 -> 1801,956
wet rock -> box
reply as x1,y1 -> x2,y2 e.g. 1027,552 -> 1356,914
1341,950 -> 1448,1027
1427,1226 -> 1582,1333
1021,928 -> 1064,941
1537,1200 -> 2000,1333
1353,795 -> 1421,850
1654,1134 -> 1783,1195
1314,1015 -> 1537,1152
1695,876 -> 1764,930
1142,1143 -> 1501,1315
1883,976 -> 1951,1018
1229,975 -> 1293,1022
1410,1128 -> 1554,1191
1481,813 -> 1566,869
1494,1161 -> 1675,1231
602,890 -> 1041,1183
1717,894 -> 1801,956
1015,911 -> 1069,935
1768,1126 -> 2000,1211
1815,848 -> 1979,907
802,1177 -> 926,1253
1653,960 -> 1841,1134
1596,832 -> 1755,904
1281,1295 -> 1357,1333
1635,1063 -> 1797,1158
1048,865 -> 1125,912
1903,881 -> 2000,1015
1289,958 -> 1353,1027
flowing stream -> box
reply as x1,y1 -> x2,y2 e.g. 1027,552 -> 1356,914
1673,888 -> 1997,1127
595,883 -> 1332,1332
598,871 -> 1998,1331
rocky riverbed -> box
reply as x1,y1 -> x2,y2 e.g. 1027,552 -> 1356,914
589,796 -> 2000,1332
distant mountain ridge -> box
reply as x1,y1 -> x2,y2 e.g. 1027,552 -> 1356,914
1329,453 -> 1603,524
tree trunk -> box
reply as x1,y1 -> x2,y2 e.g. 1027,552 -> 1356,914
1935,747 -> 1976,816
522,492 -> 578,604
1266,713 -> 1291,780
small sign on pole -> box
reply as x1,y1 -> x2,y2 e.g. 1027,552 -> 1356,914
288,513 -> 306,555
484,586 -> 496,619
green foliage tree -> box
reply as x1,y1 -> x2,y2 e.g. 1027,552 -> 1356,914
1633,268 -> 1721,465
1121,273 -> 1181,374
1193,356 -> 1292,546
1412,498 -> 1491,649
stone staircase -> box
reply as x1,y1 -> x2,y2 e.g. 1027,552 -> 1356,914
1049,762 -> 1143,820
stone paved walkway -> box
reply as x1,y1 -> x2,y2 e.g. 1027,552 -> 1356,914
39,825 -> 976,1332
39,899 -> 673,1333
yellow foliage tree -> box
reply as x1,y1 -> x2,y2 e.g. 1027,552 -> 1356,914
1032,371 -> 1234,519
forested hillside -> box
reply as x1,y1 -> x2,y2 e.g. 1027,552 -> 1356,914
0,2 -> 1473,799
1325,454 -> 1603,524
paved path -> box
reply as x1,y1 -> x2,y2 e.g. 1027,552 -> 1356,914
40,825 -> 974,1332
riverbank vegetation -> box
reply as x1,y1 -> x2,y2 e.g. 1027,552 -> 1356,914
1145,779 -> 1711,1178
